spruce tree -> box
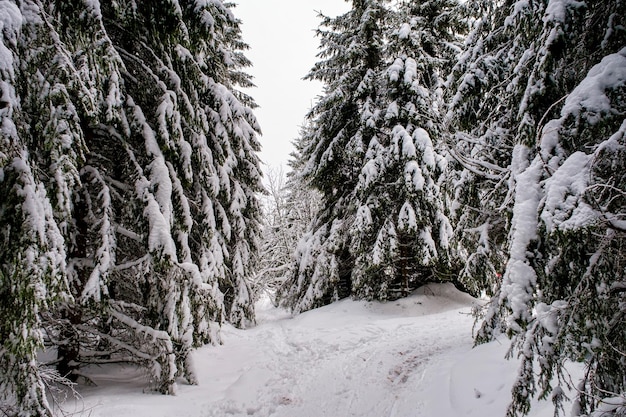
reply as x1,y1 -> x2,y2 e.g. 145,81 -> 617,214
1,0 -> 262,408
350,0 -> 464,300
280,0 -> 464,311
444,0 -> 527,296
1,2 -> 83,414
447,0 -> 626,414
284,124 -> 323,249
279,0 -> 390,312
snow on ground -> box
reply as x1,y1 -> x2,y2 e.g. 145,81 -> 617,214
61,283 -> 577,417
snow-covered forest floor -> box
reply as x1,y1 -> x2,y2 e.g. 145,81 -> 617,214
60,284 -> 580,417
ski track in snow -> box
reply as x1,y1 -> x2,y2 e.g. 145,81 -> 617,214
64,283 -> 571,417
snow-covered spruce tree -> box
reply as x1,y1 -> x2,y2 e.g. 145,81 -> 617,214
1,2 -> 83,414
1,0 -> 262,402
349,0 -> 464,300
0,152 -> 68,417
278,0 -> 391,312
444,0 -> 528,296
68,0 -> 261,387
447,0 -> 626,415
280,0 -> 465,311
284,124 -> 323,246
283,124 -> 323,262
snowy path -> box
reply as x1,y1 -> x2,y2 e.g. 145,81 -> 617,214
203,286 -> 475,417
66,284 -> 568,417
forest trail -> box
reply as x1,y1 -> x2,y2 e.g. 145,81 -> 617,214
65,284 -> 567,417
202,284 -> 475,417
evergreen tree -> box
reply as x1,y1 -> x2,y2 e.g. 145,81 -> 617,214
1,2 -> 85,414
0,0 -> 262,410
279,0 -> 391,313
350,0 -> 464,300
444,0 -> 529,296
284,123 -> 323,250
447,0 -> 626,415
280,0 -> 464,311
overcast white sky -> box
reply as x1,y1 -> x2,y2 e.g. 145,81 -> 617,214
234,1 -> 350,173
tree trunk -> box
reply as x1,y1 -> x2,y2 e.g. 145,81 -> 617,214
56,307 -> 81,382
57,191 -> 88,382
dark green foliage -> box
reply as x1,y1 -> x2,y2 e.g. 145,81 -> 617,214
1,0 -> 262,412
279,0 -> 465,312
278,0 -> 390,312
448,0 -> 626,415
